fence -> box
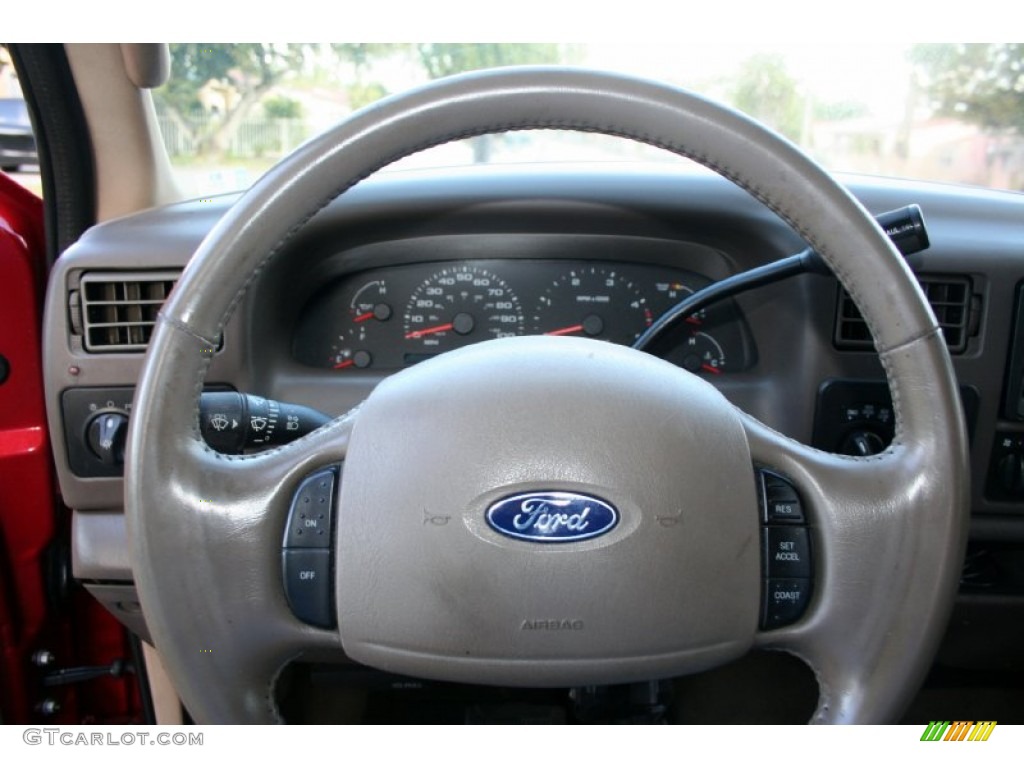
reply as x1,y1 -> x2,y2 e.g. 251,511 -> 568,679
155,110 -> 312,159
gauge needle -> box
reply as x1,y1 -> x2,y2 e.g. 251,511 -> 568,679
544,324 -> 585,336
352,311 -> 375,323
701,363 -> 721,375
685,316 -> 702,326
333,359 -> 355,370
406,322 -> 454,340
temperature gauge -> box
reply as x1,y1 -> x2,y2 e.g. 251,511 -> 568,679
680,331 -> 727,375
328,279 -> 393,370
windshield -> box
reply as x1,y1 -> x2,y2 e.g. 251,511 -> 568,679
154,43 -> 1024,196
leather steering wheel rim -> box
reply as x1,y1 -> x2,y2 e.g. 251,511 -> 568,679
125,67 -> 969,724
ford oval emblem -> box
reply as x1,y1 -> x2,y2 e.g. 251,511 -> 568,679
486,491 -> 618,543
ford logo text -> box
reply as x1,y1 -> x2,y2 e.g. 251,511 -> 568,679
486,492 -> 618,543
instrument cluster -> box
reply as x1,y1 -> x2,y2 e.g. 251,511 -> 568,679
292,260 -> 753,375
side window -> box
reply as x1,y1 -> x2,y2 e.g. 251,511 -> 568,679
0,45 -> 40,193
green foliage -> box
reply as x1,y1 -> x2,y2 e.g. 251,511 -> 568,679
263,95 -> 303,119
416,43 -> 563,79
156,44 -> 312,155
158,44 -> 306,116
912,44 -> 1024,133
332,44 -> 404,72
732,54 -> 805,141
814,100 -> 869,122
347,82 -> 388,110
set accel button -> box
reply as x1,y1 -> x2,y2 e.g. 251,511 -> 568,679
764,526 -> 811,579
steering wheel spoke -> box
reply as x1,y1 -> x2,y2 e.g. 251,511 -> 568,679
739,333 -> 968,722
127,332 -> 356,721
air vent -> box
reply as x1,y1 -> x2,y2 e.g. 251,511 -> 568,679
79,271 -> 179,352
834,275 -> 973,354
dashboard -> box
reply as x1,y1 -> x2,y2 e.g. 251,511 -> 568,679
39,165 -> 1024,646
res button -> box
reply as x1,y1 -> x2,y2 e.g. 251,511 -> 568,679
761,471 -> 805,524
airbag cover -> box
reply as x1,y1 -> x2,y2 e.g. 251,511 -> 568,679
336,336 -> 759,686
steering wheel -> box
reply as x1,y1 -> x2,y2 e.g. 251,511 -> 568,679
125,67 -> 969,724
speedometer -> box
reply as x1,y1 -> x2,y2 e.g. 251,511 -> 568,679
402,266 -> 524,355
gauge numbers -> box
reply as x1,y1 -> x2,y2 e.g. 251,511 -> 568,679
402,266 -> 524,355
534,266 -> 652,345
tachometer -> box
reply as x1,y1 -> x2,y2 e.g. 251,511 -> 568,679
402,266 -> 523,355
533,266 -> 652,345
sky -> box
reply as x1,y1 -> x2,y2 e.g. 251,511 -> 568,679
582,43 -> 915,116
3,0 -> 1018,43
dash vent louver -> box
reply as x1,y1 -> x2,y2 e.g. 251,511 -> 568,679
79,271 -> 179,352
834,275 -> 973,354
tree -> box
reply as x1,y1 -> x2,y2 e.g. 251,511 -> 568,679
158,44 -> 309,155
262,95 -> 303,120
331,44 -> 402,110
415,44 -> 565,162
416,43 -> 562,80
732,54 -> 805,142
912,44 -> 1024,133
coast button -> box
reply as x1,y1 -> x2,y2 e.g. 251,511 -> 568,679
761,578 -> 813,630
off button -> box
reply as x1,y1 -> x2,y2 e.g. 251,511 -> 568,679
283,549 -> 334,628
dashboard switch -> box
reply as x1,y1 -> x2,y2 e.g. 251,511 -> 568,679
761,579 -> 813,630
764,526 -> 812,579
282,549 -> 334,629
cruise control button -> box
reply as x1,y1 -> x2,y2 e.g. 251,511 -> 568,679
761,579 -> 813,630
283,549 -> 334,628
283,467 -> 337,548
761,471 -> 805,524
764,526 -> 812,579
